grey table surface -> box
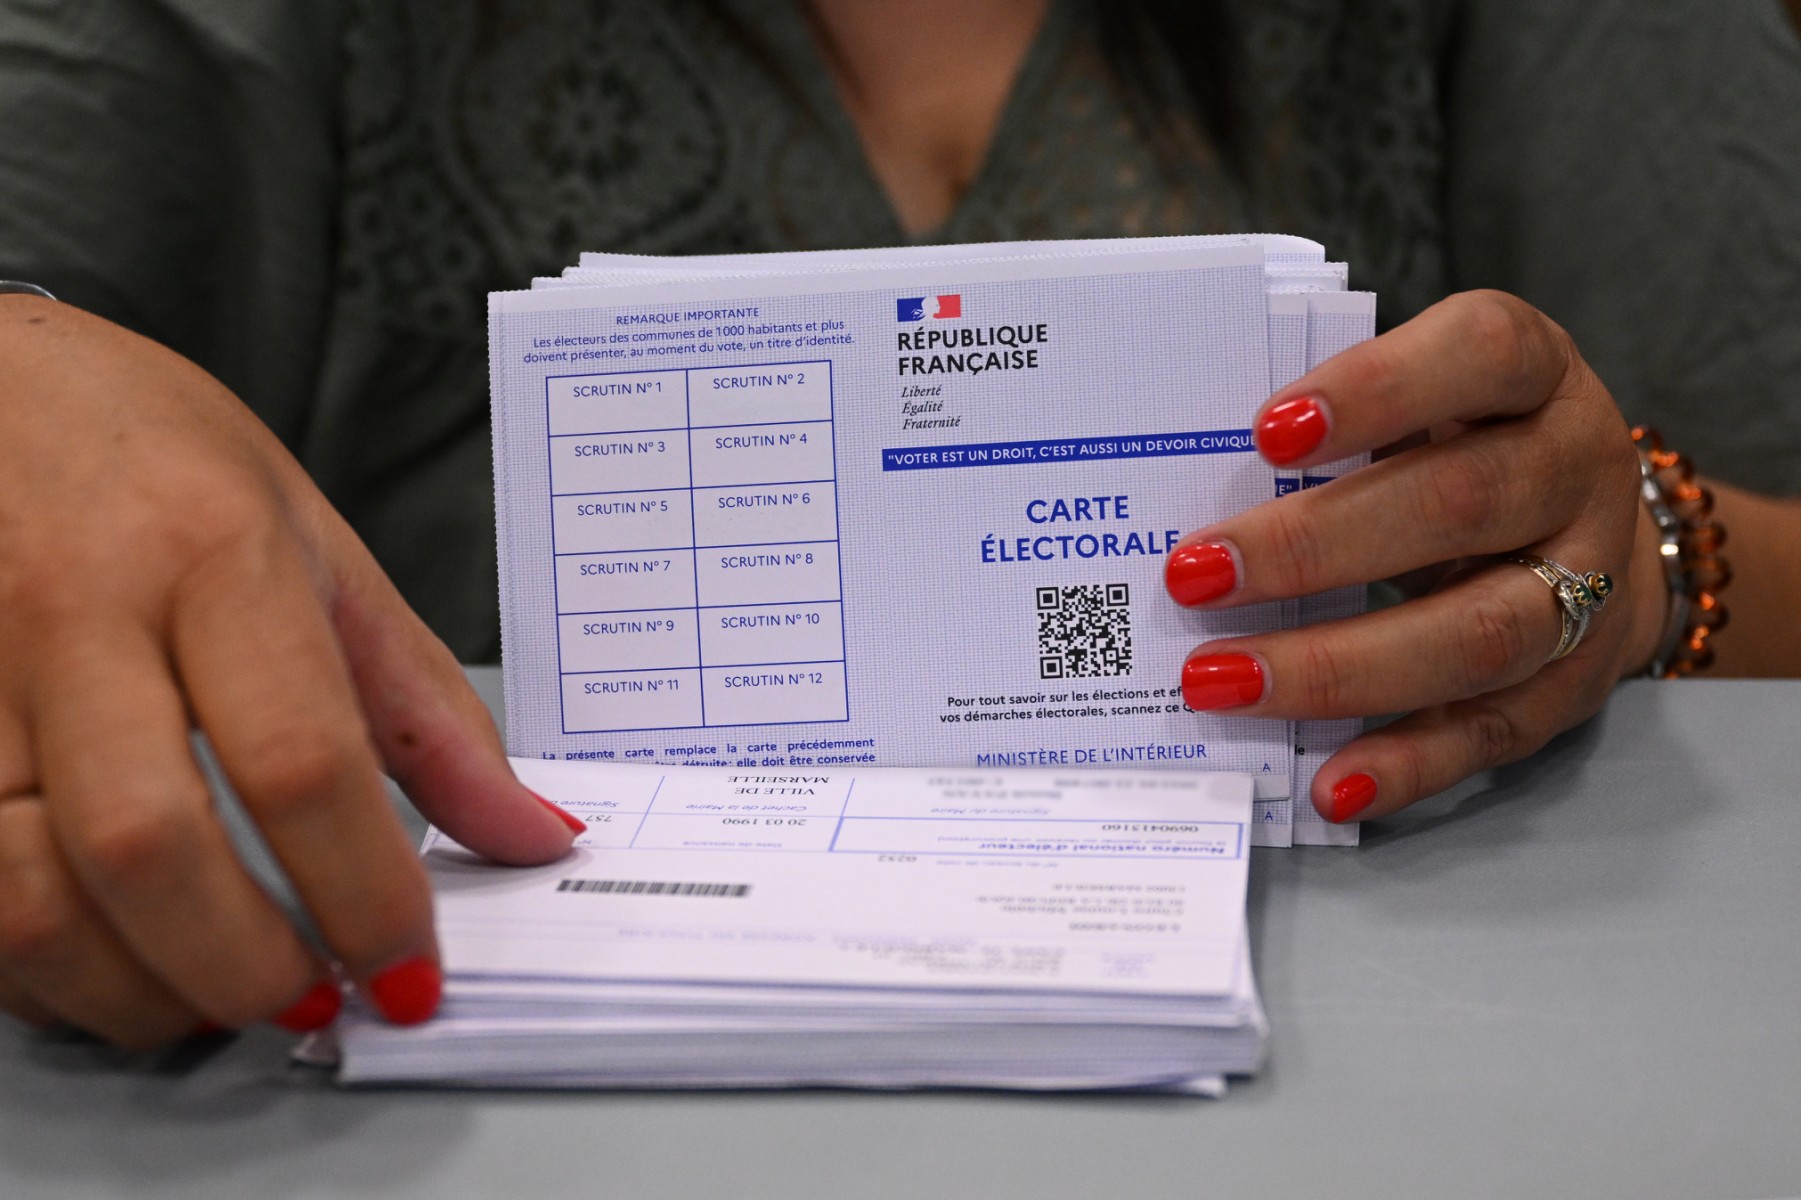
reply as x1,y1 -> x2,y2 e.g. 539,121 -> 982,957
2,669 -> 1799,1200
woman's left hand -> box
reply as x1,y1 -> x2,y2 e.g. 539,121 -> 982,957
1164,290 -> 1667,823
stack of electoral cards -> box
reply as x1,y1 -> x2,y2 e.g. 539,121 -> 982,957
328,758 -> 1264,1094
318,235 -> 1381,1094
497,235 -> 1374,847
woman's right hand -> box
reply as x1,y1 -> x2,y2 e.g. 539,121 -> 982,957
0,296 -> 579,1048
1165,291 -> 1664,823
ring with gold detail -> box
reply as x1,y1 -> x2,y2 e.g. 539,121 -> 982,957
1508,554 -> 1614,661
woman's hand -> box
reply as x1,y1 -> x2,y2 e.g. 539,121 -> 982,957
0,297 -> 580,1048
1165,290 -> 1667,823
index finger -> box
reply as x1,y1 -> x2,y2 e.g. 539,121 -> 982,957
1251,290 -> 1583,469
169,532 -> 440,1026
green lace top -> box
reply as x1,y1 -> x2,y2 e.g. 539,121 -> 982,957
2,0 -> 1797,658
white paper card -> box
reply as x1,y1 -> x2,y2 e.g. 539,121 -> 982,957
427,758 -> 1253,996
491,246 -> 1296,782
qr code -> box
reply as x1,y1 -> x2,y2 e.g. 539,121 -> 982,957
1036,584 -> 1132,679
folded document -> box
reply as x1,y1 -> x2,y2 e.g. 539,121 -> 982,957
327,758 -> 1265,1094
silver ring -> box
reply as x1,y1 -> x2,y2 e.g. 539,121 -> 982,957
1508,554 -> 1615,661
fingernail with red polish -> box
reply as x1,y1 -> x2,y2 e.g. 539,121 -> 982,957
1330,773 -> 1379,823
530,790 -> 586,835
1255,395 -> 1329,465
273,981 -> 343,1033
1165,541 -> 1238,607
1180,654 -> 1265,711
369,958 -> 442,1026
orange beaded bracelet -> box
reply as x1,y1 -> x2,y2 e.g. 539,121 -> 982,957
1632,426 -> 1730,676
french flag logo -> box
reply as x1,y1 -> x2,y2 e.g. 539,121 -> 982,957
897,294 -> 962,321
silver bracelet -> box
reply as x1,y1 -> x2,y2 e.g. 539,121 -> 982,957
0,281 -> 56,301
1640,450 -> 1691,679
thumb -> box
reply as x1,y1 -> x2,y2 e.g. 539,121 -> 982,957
324,541 -> 580,866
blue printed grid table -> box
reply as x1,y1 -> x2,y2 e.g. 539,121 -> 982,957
546,361 -> 850,734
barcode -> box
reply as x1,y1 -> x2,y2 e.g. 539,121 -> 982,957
1036,583 -> 1133,679
556,879 -> 751,898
